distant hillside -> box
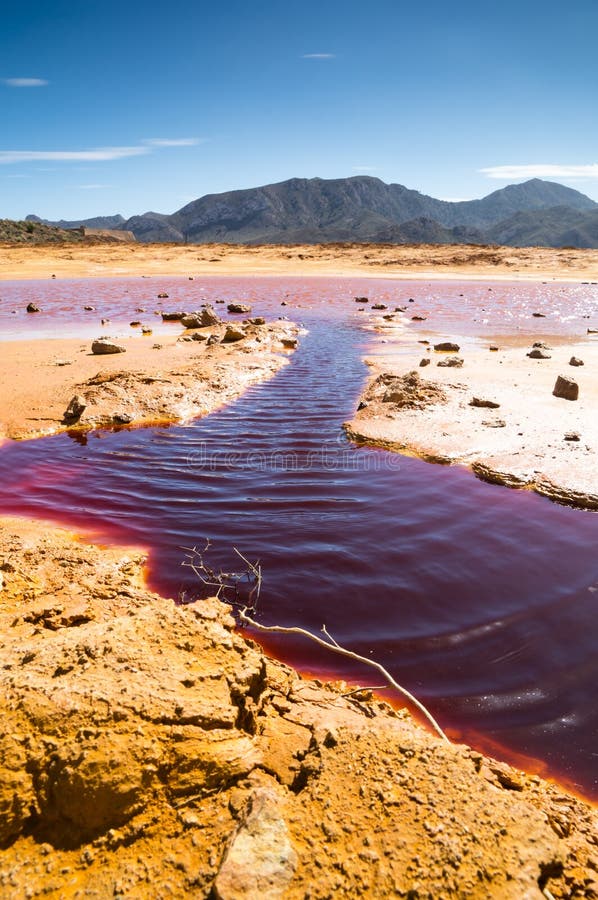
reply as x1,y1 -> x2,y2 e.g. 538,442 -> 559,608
487,206 -> 598,249
26,176 -> 598,248
0,219 -> 124,245
26,213 -> 126,230
156,176 -> 596,245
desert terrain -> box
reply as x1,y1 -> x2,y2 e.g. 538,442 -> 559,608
1,243 -> 597,898
1,240 -> 598,282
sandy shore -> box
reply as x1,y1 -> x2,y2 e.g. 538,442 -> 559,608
1,240 -> 598,282
0,319 -> 299,442
1,514 -> 596,899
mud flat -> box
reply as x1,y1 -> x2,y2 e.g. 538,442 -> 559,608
1,240 -> 598,282
0,319 -> 299,441
346,316 -> 598,510
0,515 -> 597,899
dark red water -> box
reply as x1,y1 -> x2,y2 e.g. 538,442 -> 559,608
1,276 -> 598,799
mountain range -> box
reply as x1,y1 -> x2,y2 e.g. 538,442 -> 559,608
27,177 -> 598,248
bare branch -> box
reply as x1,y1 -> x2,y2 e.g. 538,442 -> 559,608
239,607 -> 449,743
181,543 -> 262,609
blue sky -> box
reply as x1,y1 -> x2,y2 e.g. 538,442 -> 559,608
2,0 -> 598,220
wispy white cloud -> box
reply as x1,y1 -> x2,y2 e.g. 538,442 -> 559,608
143,137 -> 202,147
0,146 -> 149,164
77,183 -> 108,189
3,77 -> 48,87
0,139 -> 206,165
480,164 -> 598,180
302,53 -> 335,59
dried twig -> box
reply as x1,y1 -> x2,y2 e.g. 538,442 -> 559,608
238,607 -> 449,743
181,542 -> 262,609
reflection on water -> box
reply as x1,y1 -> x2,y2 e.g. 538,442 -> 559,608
1,276 -> 597,798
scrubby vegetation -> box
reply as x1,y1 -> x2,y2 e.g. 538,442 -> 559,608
0,219 -> 118,244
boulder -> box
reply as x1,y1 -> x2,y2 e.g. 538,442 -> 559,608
161,311 -> 185,321
182,308 -> 221,328
434,342 -> 460,352
527,349 -> 551,359
83,305 -> 95,311
91,340 -> 126,355
419,358 -> 430,367
248,317 -> 266,325
222,326 -> 245,343
354,296 -> 369,303
372,304 -> 387,310
26,302 -> 40,313
63,395 -> 86,422
157,292 -> 169,299
553,375 -> 579,401
569,357 -> 584,367
282,338 -> 298,349
228,303 -> 252,314
564,431 -> 581,441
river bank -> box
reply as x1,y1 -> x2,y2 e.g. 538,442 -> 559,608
346,314 -> 598,510
1,240 -> 598,282
0,319 -> 299,441
1,514 -> 597,899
